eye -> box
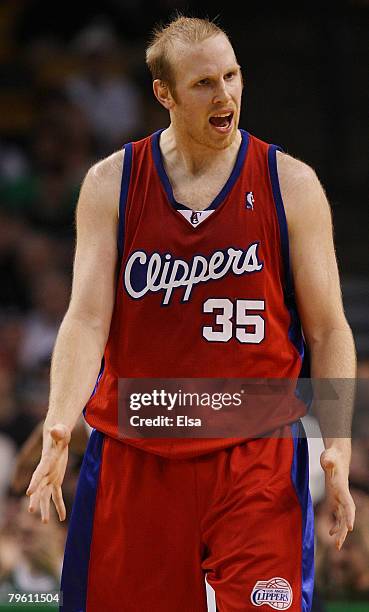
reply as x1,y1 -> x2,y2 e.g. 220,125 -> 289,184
224,71 -> 236,80
197,78 -> 210,86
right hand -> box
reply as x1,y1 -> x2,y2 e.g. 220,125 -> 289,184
26,424 -> 71,523
320,447 -> 356,550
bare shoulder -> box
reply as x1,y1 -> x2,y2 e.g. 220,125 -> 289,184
80,149 -> 125,217
89,149 -> 125,184
276,150 -> 331,230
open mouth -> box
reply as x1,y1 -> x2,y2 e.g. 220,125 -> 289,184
209,111 -> 234,131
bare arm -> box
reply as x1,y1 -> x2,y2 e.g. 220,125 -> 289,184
278,151 -> 356,548
26,150 -> 124,522
44,152 -> 122,433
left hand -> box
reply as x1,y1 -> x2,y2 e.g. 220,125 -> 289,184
26,424 -> 71,523
320,447 -> 356,550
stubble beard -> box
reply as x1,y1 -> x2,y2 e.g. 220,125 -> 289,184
190,116 -> 239,151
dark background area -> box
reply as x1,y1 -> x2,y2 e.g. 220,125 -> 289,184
2,0 -> 368,270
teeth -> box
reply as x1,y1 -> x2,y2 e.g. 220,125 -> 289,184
212,113 -> 232,117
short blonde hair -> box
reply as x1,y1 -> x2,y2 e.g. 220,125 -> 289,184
145,16 -> 229,93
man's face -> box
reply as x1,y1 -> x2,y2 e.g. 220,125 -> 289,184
168,34 -> 243,150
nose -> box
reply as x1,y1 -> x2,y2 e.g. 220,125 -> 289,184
212,78 -> 232,105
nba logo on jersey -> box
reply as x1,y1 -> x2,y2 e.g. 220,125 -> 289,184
250,577 -> 293,609
246,191 -> 255,209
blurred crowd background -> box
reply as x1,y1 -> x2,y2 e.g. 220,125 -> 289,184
0,0 -> 368,609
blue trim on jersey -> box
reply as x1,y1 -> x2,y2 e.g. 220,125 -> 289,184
151,129 -> 249,212
82,355 -> 106,419
287,301 -> 305,359
60,429 -> 104,612
118,142 -> 133,260
83,357 -> 105,415
268,145 -> 313,408
267,144 -> 312,405
290,421 -> 315,612
268,144 -> 302,356
267,144 -> 293,297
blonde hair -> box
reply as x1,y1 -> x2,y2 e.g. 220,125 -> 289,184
145,16 -> 229,93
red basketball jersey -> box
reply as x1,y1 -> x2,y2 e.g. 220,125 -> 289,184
84,130 -> 308,457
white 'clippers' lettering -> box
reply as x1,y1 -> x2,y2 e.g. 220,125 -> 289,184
124,242 -> 263,305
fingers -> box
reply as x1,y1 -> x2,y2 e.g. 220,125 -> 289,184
28,481 -> 51,522
332,519 -> 347,550
334,491 -> 356,533
329,523 -> 339,536
40,484 -> 52,523
52,486 -> 66,522
26,455 -> 67,520
342,495 -> 356,531
328,508 -> 346,550
29,483 -> 64,523
26,427 -> 70,496
26,459 -> 51,496
24,424 -> 70,524
335,525 -> 348,551
28,480 -> 66,523
329,496 -> 356,550
28,475 -> 49,512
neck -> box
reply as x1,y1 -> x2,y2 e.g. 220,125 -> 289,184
160,124 -> 242,176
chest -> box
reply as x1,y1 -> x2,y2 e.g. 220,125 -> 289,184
169,165 -> 235,211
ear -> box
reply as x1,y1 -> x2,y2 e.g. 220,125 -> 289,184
153,79 -> 175,110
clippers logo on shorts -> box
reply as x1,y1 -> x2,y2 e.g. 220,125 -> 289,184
124,242 -> 263,305
251,577 -> 293,610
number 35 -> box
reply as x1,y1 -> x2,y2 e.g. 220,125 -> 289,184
202,298 -> 265,343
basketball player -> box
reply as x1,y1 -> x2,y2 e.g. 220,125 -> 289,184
26,16 -> 356,611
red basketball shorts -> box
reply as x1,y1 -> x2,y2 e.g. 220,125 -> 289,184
60,421 -> 314,611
